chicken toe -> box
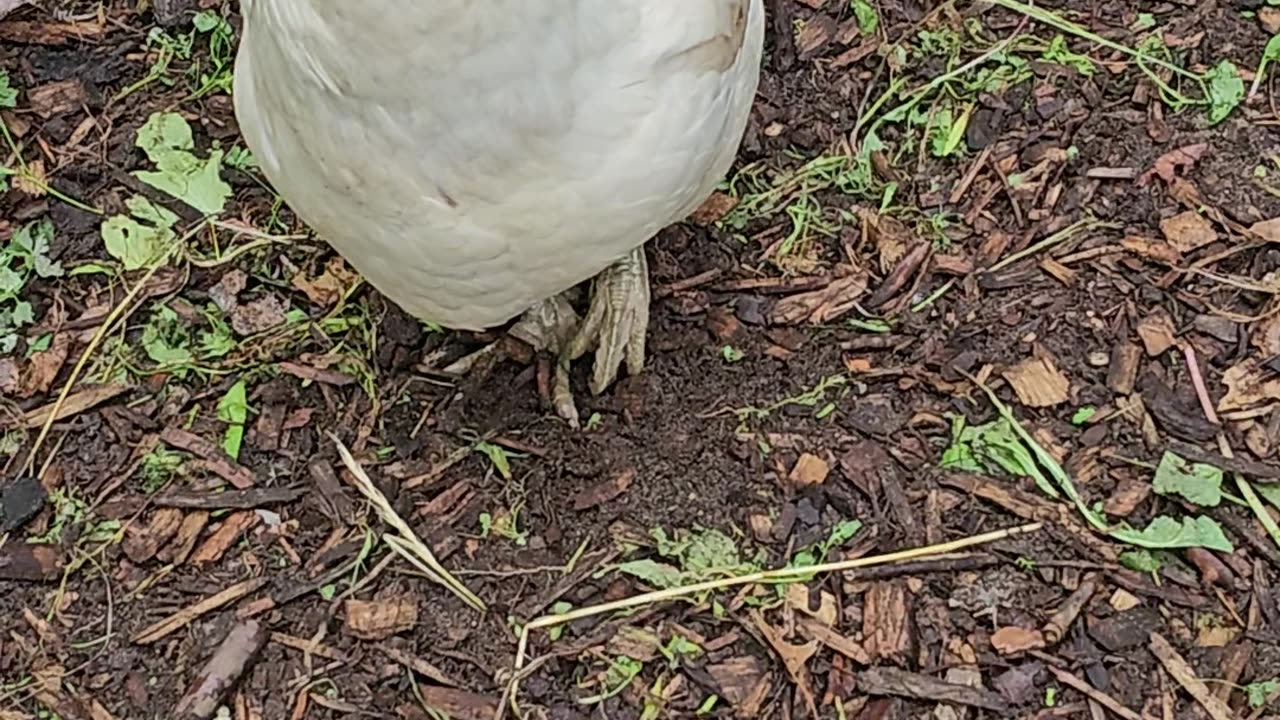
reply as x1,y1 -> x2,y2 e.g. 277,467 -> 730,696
552,247 -> 651,426
508,294 -> 581,354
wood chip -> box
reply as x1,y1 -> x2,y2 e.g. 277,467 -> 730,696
345,596 -> 418,640
1137,310 -> 1178,357
153,487 -> 305,510
160,427 -> 256,488
572,467 -> 636,510
133,577 -> 268,644
157,511 -> 209,565
863,581 -> 913,663
1046,666 -> 1143,720
190,511 -> 259,566
991,626 -> 1047,655
7,383 -> 129,430
856,667 -> 1008,712
27,79 -> 87,119
1148,632 -> 1234,720
0,19 -> 107,45
689,192 -> 739,225
769,268 -> 869,325
174,620 -> 268,720
789,452 -> 830,487
797,616 -> 871,665
1103,476 -> 1152,518
785,584 -> 838,626
408,688 -> 498,720
750,610 -> 819,717
0,542 -> 61,581
122,508 -> 184,564
1107,342 -> 1142,395
31,664 -> 119,720
382,646 -> 462,688
1002,356 -> 1070,407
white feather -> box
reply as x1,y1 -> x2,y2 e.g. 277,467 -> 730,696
234,0 -> 764,329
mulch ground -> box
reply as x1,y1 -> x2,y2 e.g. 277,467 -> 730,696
3,1 -> 1280,719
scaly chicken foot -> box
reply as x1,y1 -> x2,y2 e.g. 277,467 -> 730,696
559,247 -> 650,421
511,248 -> 649,426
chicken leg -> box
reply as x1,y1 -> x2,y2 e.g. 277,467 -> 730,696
511,247 -> 650,426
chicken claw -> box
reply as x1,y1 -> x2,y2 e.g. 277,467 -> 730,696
558,249 -> 651,425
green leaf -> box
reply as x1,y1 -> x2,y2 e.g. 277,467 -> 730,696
1206,60 -> 1244,125
192,9 -> 223,32
1070,406 -> 1096,425
217,378 -> 249,460
1247,680 -> 1280,708
659,635 -> 701,667
475,441 -> 513,480
1255,482 -> 1280,511
1263,34 -> 1280,65
851,0 -> 879,35
12,218 -> 64,278
928,105 -> 970,158
940,416 -> 1060,498
10,300 -> 34,326
548,601 -> 573,640
1118,549 -> 1163,573
0,266 -> 21,295
141,305 -> 194,368
101,196 -> 179,270
0,70 -> 17,109
26,333 -> 51,354
1110,515 -> 1234,552
1131,13 -> 1156,31
1152,452 -> 1223,507
69,262 -> 115,277
1040,35 -> 1096,76
615,559 -> 684,589
133,111 -> 232,215
678,528 -> 741,575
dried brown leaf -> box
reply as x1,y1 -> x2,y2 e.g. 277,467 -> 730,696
1159,211 -> 1217,253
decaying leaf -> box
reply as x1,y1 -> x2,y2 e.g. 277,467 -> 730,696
690,191 -> 739,225
1138,143 -> 1207,186
292,256 -> 359,307
1159,211 -> 1217,253
1250,216 -> 1280,243
230,295 -> 288,336
1219,360 -> 1280,412
706,655 -> 772,713
860,208 -> 915,273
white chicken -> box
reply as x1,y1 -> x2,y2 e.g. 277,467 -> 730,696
233,0 -> 765,424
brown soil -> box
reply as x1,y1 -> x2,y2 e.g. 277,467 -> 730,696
3,1 -> 1280,719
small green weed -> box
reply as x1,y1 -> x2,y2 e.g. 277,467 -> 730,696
0,218 -> 64,353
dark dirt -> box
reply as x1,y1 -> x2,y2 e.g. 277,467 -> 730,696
4,1 -> 1280,719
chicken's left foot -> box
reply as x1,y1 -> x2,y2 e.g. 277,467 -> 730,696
553,248 -> 650,426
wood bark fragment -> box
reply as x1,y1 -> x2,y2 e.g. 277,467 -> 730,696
174,620 -> 268,719
1147,632 -> 1234,720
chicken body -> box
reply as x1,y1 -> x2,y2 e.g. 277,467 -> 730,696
233,0 -> 765,420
